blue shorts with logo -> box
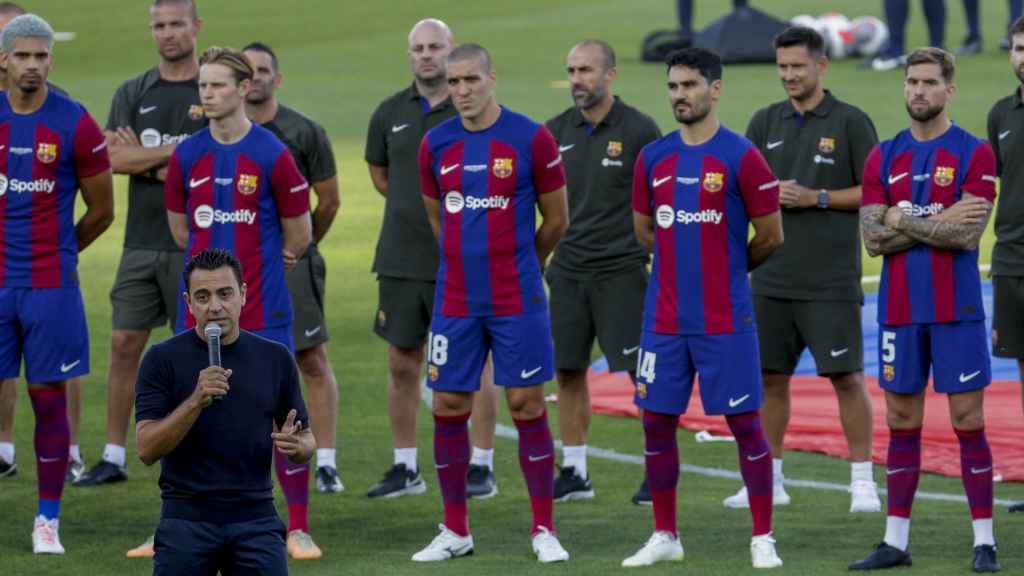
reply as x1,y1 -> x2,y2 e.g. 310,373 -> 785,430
426,312 -> 554,391
877,321 -> 990,394
634,330 -> 763,416
0,286 -> 89,383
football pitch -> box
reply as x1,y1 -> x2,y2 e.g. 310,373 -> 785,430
3,1 -> 1023,574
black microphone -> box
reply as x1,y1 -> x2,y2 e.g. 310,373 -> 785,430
205,323 -> 222,401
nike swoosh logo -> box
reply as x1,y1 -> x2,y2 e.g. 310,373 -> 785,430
546,156 -> 561,168
959,370 -> 982,383
521,366 -> 543,379
886,467 -> 914,476
444,544 -> 469,558
435,463 -> 450,469
766,140 -> 783,150
622,346 -> 639,355
440,164 -> 459,175
830,348 -> 849,358
139,105 -> 158,114
304,326 -> 322,338
999,130 -> 1011,140
558,144 -> 575,152
747,451 -> 769,462
528,453 -> 552,462
60,360 -> 81,373
728,394 -> 750,408
290,183 -> 309,193
971,466 -> 992,474
39,456 -> 63,463
284,467 -> 305,476
643,450 -> 662,456
190,176 -> 210,188
652,175 -> 672,187
888,172 -> 908,185
392,123 -> 410,133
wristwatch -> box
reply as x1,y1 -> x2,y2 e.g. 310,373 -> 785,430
817,189 -> 829,209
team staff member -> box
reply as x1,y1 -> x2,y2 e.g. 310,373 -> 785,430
723,26 -> 881,513
365,18 -> 500,500
544,39 -> 661,504
987,15 -> 1024,515
243,42 -> 344,496
136,249 -> 315,576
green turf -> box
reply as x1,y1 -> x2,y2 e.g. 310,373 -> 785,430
2,1 -> 1022,574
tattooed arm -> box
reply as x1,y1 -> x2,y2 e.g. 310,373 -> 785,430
886,192 -> 992,251
860,204 -> 917,256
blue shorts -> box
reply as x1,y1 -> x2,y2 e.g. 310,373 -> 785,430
0,286 -> 89,383
634,330 -> 763,416
878,322 -> 991,394
426,312 -> 554,391
154,515 -> 287,576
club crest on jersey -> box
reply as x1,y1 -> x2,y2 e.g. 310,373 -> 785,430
36,142 -> 57,164
188,105 -> 205,121
883,364 -> 895,382
428,365 -> 440,382
237,174 -> 258,196
492,158 -> 513,179
636,382 -> 647,400
934,166 -> 955,187
606,140 -> 622,157
703,172 -> 723,193
818,137 -> 835,154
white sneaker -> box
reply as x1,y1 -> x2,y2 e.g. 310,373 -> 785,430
531,527 -> 569,563
849,480 -> 882,513
411,524 -> 473,562
751,534 -> 783,568
722,484 -> 791,509
622,531 -> 684,567
32,515 -> 65,555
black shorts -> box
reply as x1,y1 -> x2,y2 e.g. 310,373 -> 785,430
373,276 -> 435,349
547,267 -> 647,373
286,244 -> 329,352
153,514 -> 287,576
754,295 -> 863,376
993,275 -> 1024,359
110,248 -> 184,331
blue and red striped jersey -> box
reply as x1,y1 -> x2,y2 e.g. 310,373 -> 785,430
165,124 -> 309,331
862,124 -> 996,325
632,126 -> 779,335
418,107 -> 565,317
0,91 -> 109,287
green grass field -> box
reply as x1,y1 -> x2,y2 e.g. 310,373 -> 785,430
2,1 -> 1023,574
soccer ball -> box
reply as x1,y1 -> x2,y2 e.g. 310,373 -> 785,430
818,12 -> 856,60
850,15 -> 889,57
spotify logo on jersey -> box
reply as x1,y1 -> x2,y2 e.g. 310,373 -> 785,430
194,204 -> 214,228
656,204 -> 676,229
445,191 -> 465,214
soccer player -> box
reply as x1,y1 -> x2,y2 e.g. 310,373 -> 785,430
624,47 -> 784,569
544,39 -> 661,504
164,46 -> 318,559
723,26 -> 881,513
0,13 -> 114,553
412,43 -> 570,563
365,18 -> 500,500
849,47 -> 1000,572
866,0 -> 946,71
73,0 -> 206,490
987,16 -> 1024,515
243,42 -> 343,498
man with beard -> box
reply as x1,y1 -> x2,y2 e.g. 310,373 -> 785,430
722,26 -> 881,514
544,39 -> 660,504
850,47 -> 999,572
624,47 -> 784,568
987,17 -> 1024,516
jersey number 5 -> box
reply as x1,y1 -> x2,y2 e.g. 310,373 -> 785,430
881,331 -> 896,364
638,350 -> 657,383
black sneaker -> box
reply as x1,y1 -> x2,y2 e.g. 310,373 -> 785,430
849,542 -> 912,570
315,466 -> 344,493
631,478 -> 652,506
554,466 -> 594,502
365,463 -> 426,499
0,457 -> 15,478
65,457 -> 85,483
72,460 -> 126,487
466,464 -> 498,499
1009,502 -> 1024,513
973,544 -> 1001,573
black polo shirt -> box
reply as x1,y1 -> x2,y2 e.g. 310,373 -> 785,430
365,83 -> 457,281
746,90 -> 878,301
545,97 -> 661,276
987,87 -> 1024,276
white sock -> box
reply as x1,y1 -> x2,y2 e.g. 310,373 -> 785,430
772,458 -> 784,484
851,460 -> 874,484
69,444 -> 81,463
470,447 -> 493,469
316,448 -> 336,470
972,518 -> 995,547
0,441 -> 13,463
562,445 -> 587,478
102,443 -> 126,467
394,447 -> 417,473
884,516 -> 911,551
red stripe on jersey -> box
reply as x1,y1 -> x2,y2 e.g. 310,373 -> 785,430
235,154 -> 265,330
530,127 -> 566,194
699,155 -> 732,334
439,143 -> 468,317
960,143 -> 997,202
31,124 -> 61,287
652,154 -> 679,334
929,148 -> 960,322
488,139 -> 522,316
269,150 -> 309,218
737,148 -> 780,218
885,151 -> 913,324
181,153 -> 215,329
71,113 -> 110,179
0,124 -> 8,286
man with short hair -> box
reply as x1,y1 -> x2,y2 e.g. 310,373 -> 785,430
412,43 -> 570,563
624,47 -> 784,569
722,26 -> 881,514
986,15 -> 1024,515
850,47 -> 999,572
242,42 -> 343,495
0,13 -> 114,553
136,248 -> 315,576
544,39 -> 661,504
365,18 -> 500,501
